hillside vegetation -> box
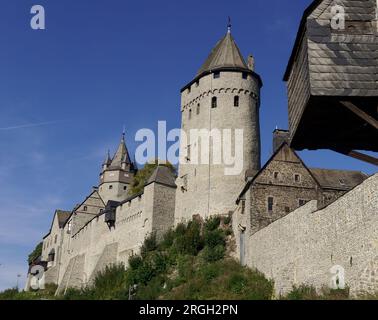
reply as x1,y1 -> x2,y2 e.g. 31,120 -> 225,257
1,216 -> 375,300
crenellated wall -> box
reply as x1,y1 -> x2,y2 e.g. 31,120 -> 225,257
55,181 -> 176,293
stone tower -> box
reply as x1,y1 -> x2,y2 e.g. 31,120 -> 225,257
98,133 -> 136,204
175,25 -> 262,222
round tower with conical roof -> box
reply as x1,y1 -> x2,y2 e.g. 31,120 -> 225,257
175,25 -> 262,222
98,133 -> 136,204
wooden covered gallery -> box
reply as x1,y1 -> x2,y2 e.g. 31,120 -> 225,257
284,0 -> 377,165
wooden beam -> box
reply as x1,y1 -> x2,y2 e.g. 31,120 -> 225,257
333,149 -> 378,166
340,101 -> 378,130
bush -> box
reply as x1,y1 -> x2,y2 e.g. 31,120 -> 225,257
223,215 -> 232,225
205,216 -> 221,231
204,229 -> 225,248
141,233 -> 157,258
285,285 -> 318,300
129,255 -> 143,270
203,244 -> 225,262
174,220 -> 204,256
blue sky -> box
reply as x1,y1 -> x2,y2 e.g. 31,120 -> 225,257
0,0 -> 376,291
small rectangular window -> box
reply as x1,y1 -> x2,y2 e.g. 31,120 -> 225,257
274,172 -> 279,180
109,185 -> 113,190
123,186 -> 127,191
294,174 -> 301,183
234,96 -> 239,107
268,197 -> 274,212
196,104 -> 200,115
241,200 -> 245,214
242,72 -> 248,79
213,71 -> 220,79
211,97 -> 217,108
83,206 -> 87,211
188,109 -> 192,120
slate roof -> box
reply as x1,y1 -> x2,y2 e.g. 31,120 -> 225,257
197,31 -> 249,77
309,168 -> 368,190
146,165 -> 177,188
109,134 -> 132,169
56,210 -> 71,228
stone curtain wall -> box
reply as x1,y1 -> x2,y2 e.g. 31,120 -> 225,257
55,182 -> 176,290
246,174 -> 378,297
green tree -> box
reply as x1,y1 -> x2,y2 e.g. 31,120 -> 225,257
128,160 -> 176,196
28,242 -> 43,264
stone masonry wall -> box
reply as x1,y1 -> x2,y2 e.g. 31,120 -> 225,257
55,182 -> 176,291
244,174 -> 378,297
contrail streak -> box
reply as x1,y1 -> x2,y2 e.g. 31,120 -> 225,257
0,121 -> 61,131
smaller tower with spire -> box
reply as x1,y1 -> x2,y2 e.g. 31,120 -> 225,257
98,132 -> 136,204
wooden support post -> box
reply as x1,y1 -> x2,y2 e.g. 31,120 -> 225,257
332,149 -> 378,167
340,101 -> 378,130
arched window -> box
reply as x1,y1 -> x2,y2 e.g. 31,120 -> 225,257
189,109 -> 192,120
211,97 -> 217,108
234,96 -> 239,107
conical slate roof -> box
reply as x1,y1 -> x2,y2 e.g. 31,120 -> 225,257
196,31 -> 249,76
109,134 -> 132,169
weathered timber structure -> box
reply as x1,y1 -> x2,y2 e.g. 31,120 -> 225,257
284,0 -> 378,165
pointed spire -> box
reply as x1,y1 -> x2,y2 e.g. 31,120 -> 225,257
109,130 -> 131,169
227,16 -> 231,34
196,23 -> 249,77
103,149 -> 111,165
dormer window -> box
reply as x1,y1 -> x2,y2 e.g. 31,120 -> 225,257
213,71 -> 220,79
211,97 -> 217,108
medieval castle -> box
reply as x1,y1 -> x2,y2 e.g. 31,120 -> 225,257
26,0 -> 378,297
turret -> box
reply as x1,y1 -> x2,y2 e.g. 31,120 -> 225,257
98,133 -> 136,204
175,22 -> 262,222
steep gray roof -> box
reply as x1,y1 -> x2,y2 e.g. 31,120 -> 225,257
146,165 -> 177,188
109,134 -> 132,169
196,32 -> 249,76
56,210 -> 71,228
309,168 -> 368,190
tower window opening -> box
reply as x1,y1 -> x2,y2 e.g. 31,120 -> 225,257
299,199 -> 307,207
211,97 -> 217,108
196,103 -> 200,115
234,96 -> 239,107
274,172 -> 279,180
123,186 -> 127,191
294,174 -> 301,183
109,185 -> 113,190
189,109 -> 192,120
83,206 -> 87,211
267,197 -> 274,212
242,72 -> 248,79
213,71 -> 220,79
